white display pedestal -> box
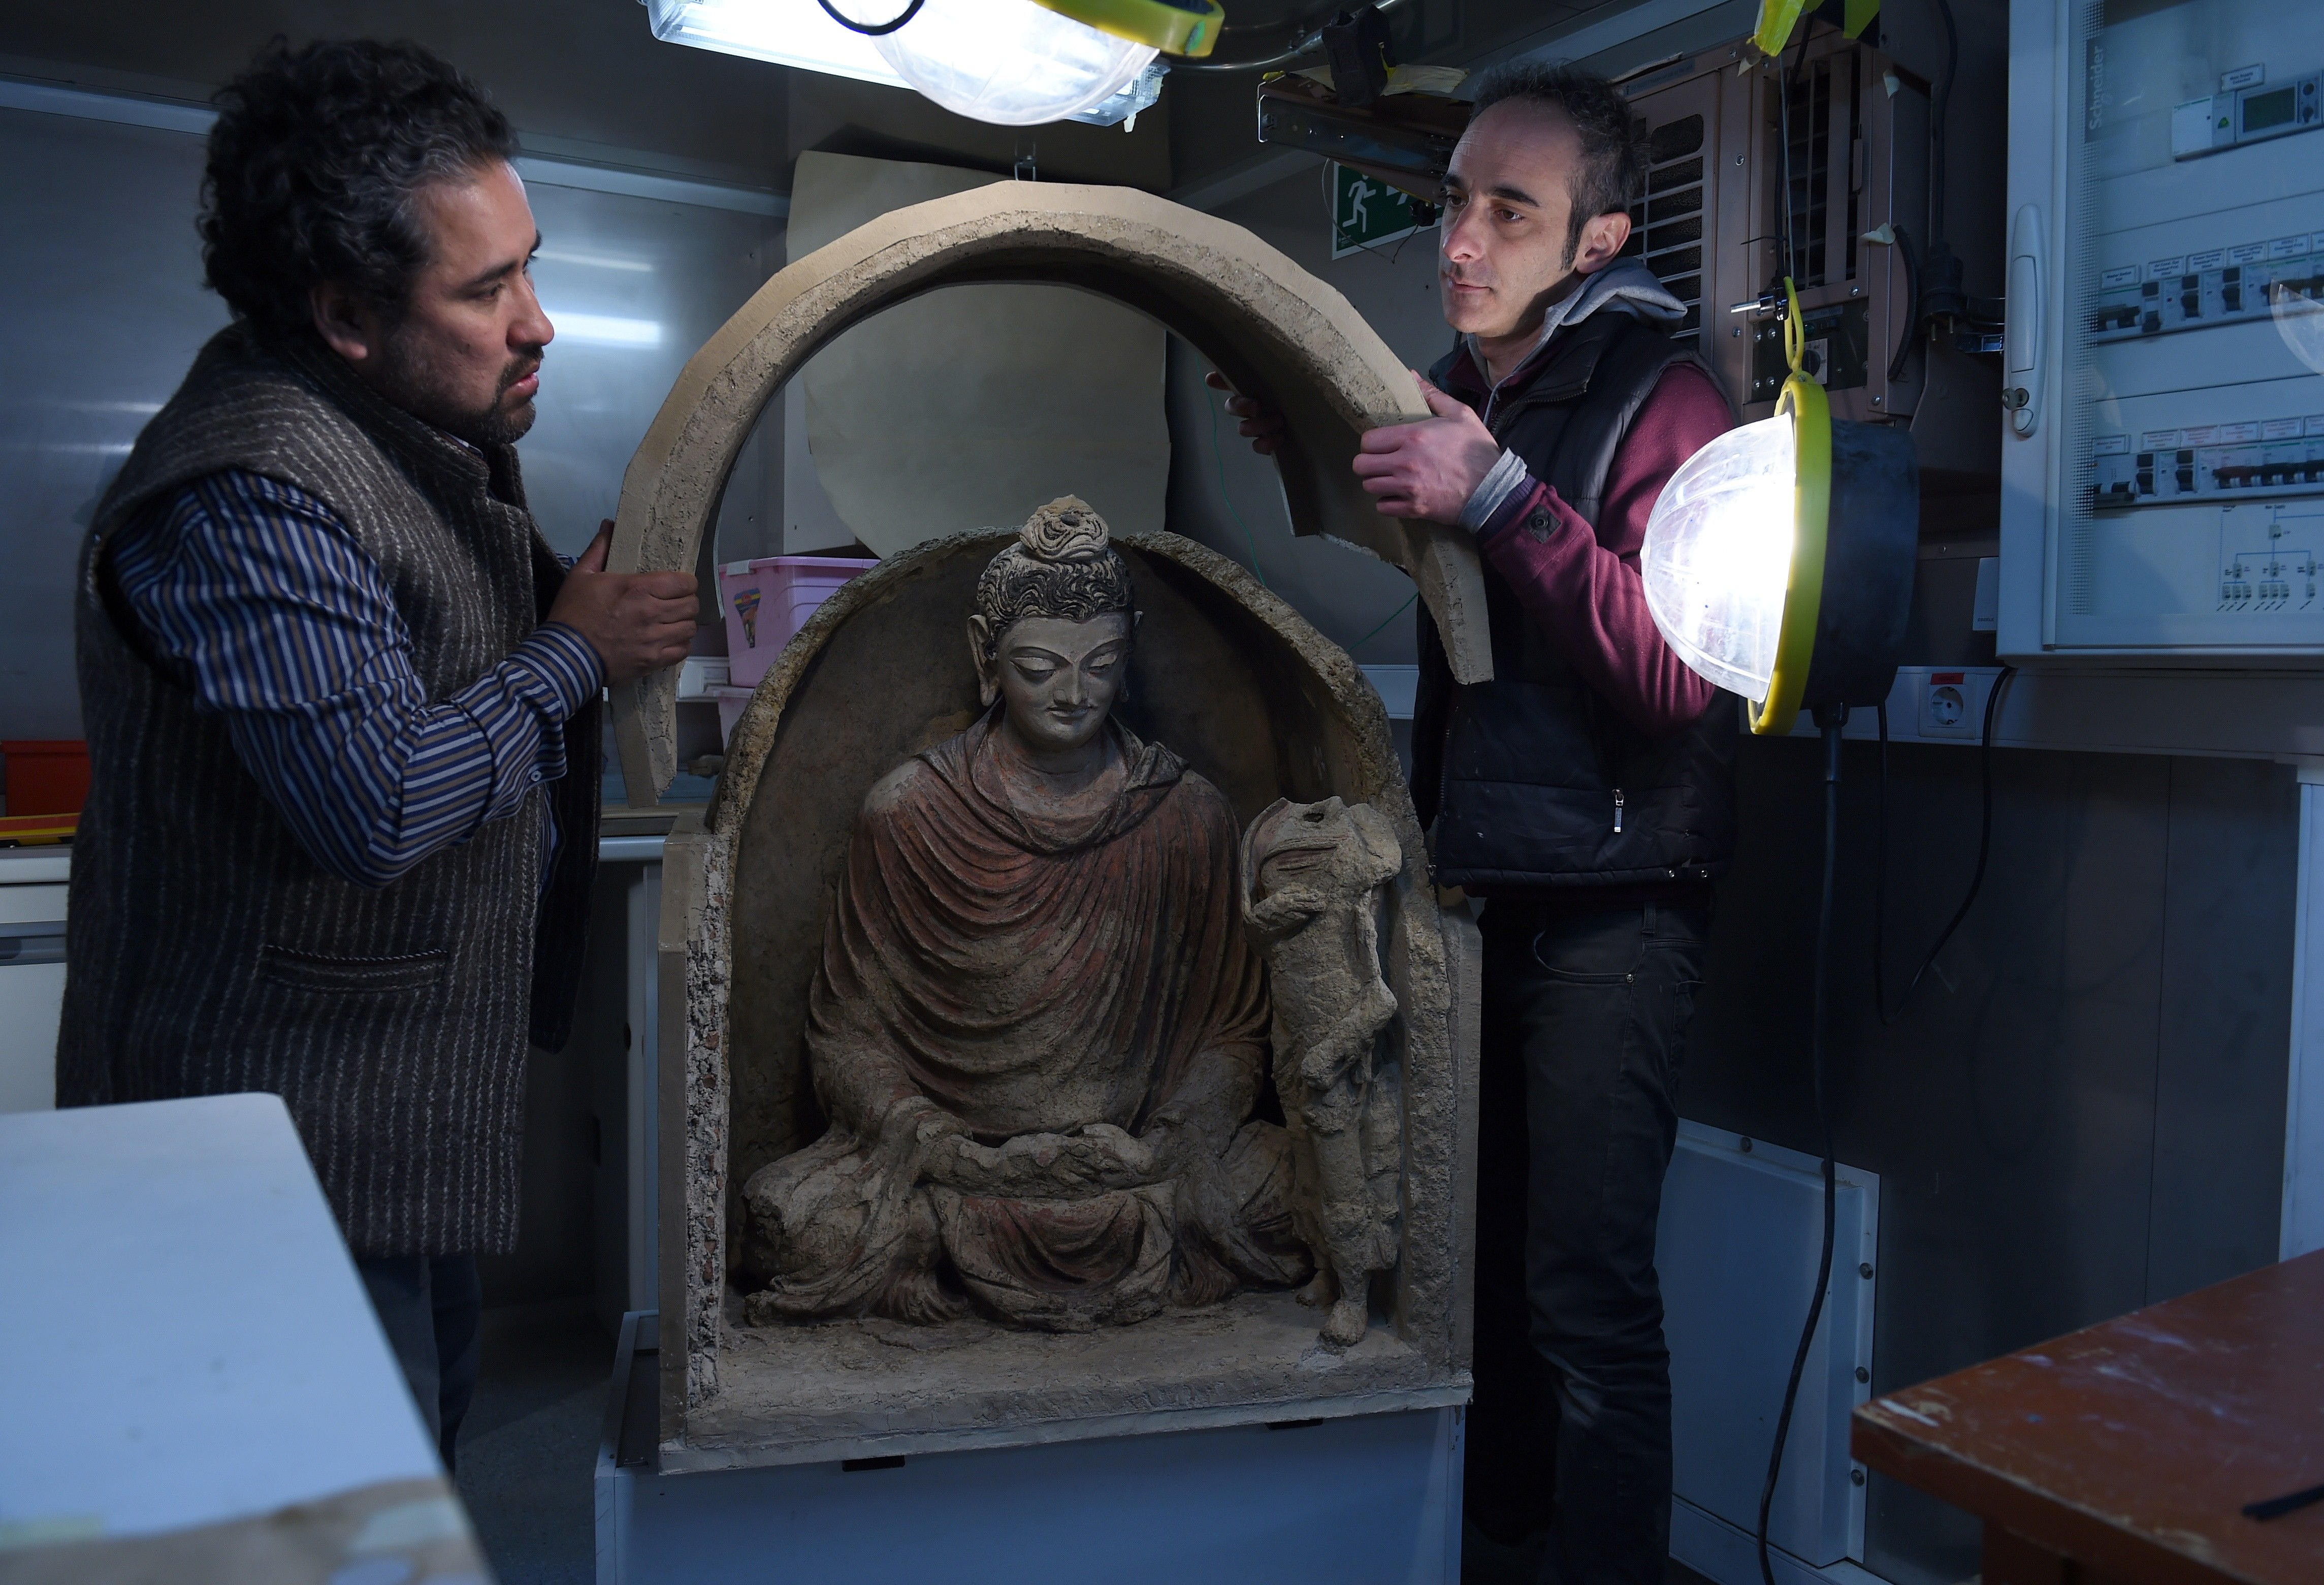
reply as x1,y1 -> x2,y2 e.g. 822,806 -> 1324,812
594,1313 -> 1464,1585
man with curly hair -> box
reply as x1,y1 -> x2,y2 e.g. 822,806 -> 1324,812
58,38 -> 697,1465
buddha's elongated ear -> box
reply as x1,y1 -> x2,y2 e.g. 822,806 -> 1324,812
967,615 -> 998,708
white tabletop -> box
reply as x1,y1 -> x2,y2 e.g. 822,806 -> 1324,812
0,1093 -> 442,1541
0,846 -> 69,885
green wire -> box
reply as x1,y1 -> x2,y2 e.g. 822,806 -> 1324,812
1351,590 -> 1418,651
1208,384 -> 1269,589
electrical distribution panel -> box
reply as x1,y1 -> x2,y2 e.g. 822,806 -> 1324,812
2000,0 -> 2324,658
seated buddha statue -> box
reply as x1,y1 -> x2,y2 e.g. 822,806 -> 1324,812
740,498 -> 1312,1332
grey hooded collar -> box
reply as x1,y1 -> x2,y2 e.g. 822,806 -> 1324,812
1466,256 -> 1688,415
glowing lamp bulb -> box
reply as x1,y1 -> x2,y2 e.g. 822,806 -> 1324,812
861,0 -> 1158,125
1640,413 -> 1800,705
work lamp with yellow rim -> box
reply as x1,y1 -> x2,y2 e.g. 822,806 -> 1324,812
1638,278 -> 1919,1585
1640,280 -> 1918,736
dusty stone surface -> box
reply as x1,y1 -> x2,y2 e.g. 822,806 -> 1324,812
686,1290 -> 1463,1469
661,826 -> 732,1414
667,524 -> 1479,1454
732,504 -> 1309,1333
605,181 -> 1493,805
1243,797 -> 1406,1350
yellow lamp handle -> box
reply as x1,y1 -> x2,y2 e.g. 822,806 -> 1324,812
1749,278 -> 1832,736
1030,0 -> 1223,55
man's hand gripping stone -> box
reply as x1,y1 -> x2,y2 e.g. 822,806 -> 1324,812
548,518 -> 698,684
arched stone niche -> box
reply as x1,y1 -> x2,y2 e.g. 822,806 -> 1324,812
657,527 -> 1480,1467
606,179 -> 1493,806
636,184 -> 1486,1470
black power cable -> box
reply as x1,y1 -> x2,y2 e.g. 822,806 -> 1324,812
1885,223 -> 1921,384
1777,29 -> 1803,290
816,0 -> 924,36
1756,702 -> 1847,1585
1755,669 -> 2016,1583
1874,664 -> 2015,1023
1928,0 -> 1957,262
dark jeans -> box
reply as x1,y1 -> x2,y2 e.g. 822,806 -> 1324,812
357,1253 -> 483,1472
1467,902 -> 1709,1585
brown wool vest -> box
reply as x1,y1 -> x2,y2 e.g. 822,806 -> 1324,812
58,324 -> 598,1258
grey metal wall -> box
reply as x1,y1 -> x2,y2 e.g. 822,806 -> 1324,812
0,99 -> 782,743
0,104 -> 219,743
1682,736 -> 2298,1585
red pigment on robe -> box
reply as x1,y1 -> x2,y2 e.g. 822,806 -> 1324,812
810,711 -> 1269,1142
745,711 -> 1306,1329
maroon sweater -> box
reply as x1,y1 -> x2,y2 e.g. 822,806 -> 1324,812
1441,344 -> 1734,737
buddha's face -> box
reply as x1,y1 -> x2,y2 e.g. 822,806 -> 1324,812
971,610 -> 1133,757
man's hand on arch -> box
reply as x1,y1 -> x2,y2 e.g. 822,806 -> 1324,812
1204,369 -> 1288,456
547,520 -> 699,685
1353,374 -> 1503,524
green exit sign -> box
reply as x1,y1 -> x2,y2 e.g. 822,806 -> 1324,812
1331,164 -> 1436,259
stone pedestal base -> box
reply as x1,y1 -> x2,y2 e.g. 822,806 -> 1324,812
598,1313 -> 1466,1583
683,1290 -> 1469,1473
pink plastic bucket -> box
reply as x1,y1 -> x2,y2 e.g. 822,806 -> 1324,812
718,555 -> 878,688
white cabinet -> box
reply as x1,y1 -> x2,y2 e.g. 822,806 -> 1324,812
0,849 -> 66,1113
2001,0 -> 2324,659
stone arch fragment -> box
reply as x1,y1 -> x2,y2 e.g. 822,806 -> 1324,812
605,179 -> 1492,803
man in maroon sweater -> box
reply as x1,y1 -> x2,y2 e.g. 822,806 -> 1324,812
1222,61 -> 1737,1585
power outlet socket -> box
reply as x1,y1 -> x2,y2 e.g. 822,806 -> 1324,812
1780,667 -> 2010,745
1919,668 -> 2002,741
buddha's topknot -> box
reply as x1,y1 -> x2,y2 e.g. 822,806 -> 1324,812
974,496 -> 1134,655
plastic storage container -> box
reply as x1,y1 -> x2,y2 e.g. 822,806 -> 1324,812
1,741 -> 89,817
717,556 -> 879,689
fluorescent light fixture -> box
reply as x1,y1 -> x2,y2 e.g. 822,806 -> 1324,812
536,249 -> 656,273
643,0 -> 910,89
1070,59 -> 1165,128
549,312 -> 666,347
867,0 -> 1156,125
643,0 -> 1171,126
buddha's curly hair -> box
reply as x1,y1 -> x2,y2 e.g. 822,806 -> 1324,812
200,38 -> 519,343
974,497 -> 1135,657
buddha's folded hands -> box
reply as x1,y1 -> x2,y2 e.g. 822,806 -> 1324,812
927,1123 -> 1161,1197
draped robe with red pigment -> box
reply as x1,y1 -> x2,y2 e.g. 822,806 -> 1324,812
742,713 -> 1309,1329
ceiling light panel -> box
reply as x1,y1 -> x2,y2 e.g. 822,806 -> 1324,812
642,0 -> 911,90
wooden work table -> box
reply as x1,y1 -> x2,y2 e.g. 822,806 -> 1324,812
1852,1249 -> 2324,1585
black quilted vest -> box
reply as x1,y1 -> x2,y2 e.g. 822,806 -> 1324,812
59,325 -> 598,1258
1412,312 -> 1739,901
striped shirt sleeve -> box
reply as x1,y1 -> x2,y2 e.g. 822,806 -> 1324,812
106,469 -> 604,889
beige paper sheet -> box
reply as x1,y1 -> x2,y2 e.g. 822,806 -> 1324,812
788,151 -> 1169,556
